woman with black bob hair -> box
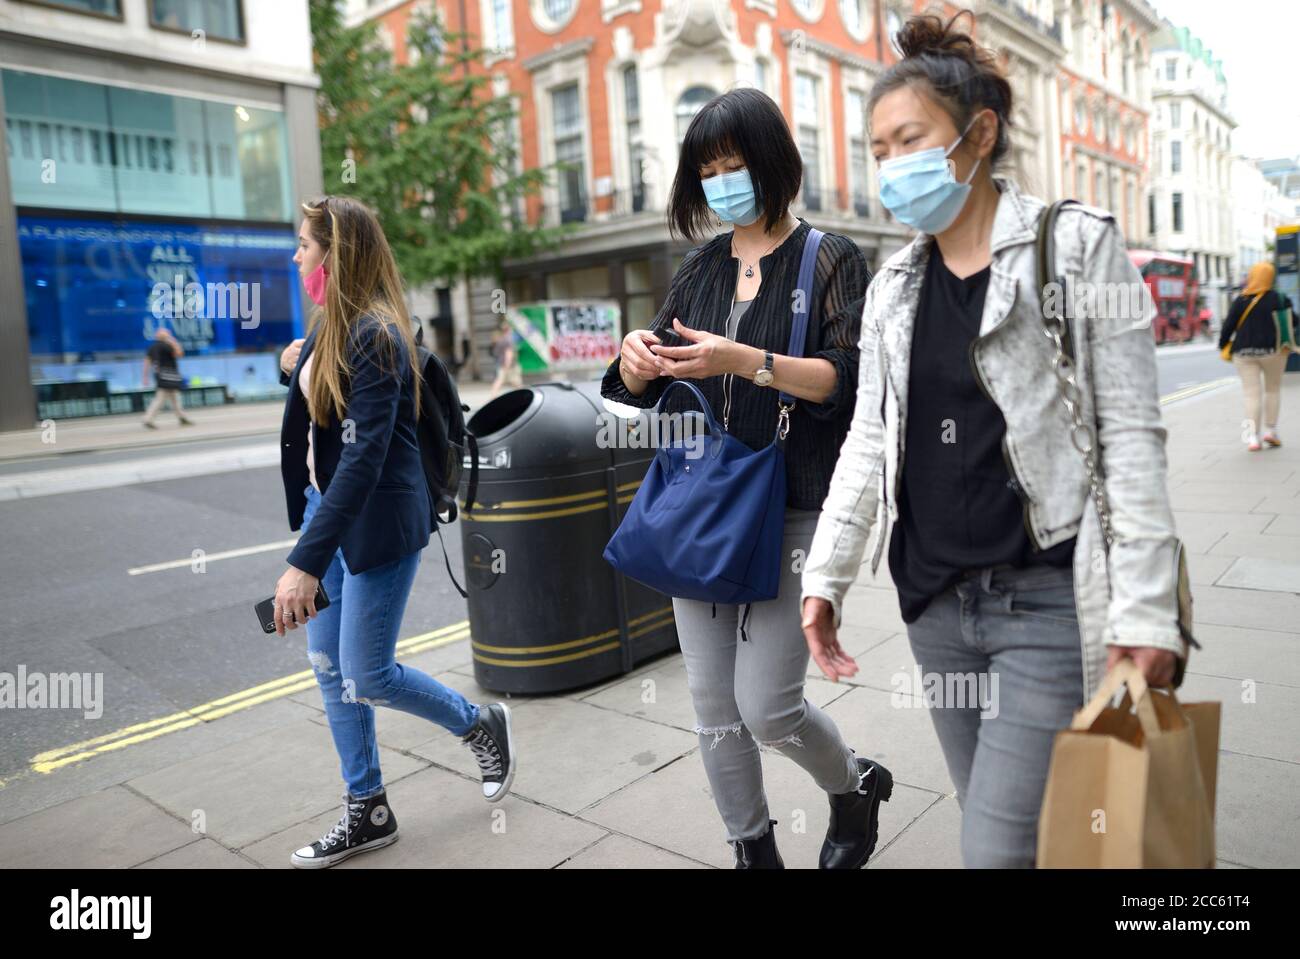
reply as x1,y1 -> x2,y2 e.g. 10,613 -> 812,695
601,86 -> 891,869
801,12 -> 1191,867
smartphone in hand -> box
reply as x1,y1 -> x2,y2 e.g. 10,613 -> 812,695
255,584 -> 331,634
651,327 -> 687,350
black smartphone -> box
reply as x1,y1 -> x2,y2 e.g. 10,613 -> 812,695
255,584 -> 331,634
651,328 -> 687,350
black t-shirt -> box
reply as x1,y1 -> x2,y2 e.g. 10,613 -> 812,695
888,245 -> 1075,623
147,339 -> 179,373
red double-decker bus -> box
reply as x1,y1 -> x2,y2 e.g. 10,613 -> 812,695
1128,250 -> 1206,343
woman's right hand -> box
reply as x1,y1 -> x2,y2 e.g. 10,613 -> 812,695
619,328 -> 664,390
802,596 -> 859,682
280,338 -> 305,375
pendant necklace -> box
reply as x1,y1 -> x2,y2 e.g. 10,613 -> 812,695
733,216 -> 799,279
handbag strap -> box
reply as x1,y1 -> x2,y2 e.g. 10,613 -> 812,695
1036,199 -> 1116,548
777,227 -> 826,418
1229,292 -> 1266,343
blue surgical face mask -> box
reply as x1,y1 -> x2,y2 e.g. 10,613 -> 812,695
701,167 -> 763,226
877,114 -> 983,234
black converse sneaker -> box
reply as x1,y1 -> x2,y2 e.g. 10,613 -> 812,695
289,790 -> 398,869
461,703 -> 515,802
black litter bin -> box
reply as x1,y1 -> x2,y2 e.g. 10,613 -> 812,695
460,380 -> 678,694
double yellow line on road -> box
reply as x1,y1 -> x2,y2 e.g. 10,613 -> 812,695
1160,377 -> 1235,405
27,620 -> 470,775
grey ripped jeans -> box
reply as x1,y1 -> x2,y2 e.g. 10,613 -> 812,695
904,562 -> 1085,868
672,507 -> 861,844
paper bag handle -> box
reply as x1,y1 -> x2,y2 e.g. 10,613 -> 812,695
1070,658 -> 1161,739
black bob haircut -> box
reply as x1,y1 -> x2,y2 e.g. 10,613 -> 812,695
667,87 -> 803,242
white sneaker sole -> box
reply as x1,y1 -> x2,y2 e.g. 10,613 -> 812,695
485,703 -> 516,804
289,829 -> 399,869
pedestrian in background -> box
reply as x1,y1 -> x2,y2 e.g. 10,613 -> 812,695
1219,261 -> 1295,450
801,11 -> 1190,868
141,326 -> 193,429
601,87 -> 887,870
489,317 -> 522,397
276,194 -> 516,869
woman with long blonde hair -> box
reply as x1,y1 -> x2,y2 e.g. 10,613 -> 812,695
274,195 -> 516,868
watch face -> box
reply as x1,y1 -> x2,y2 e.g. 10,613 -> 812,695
755,369 -> 774,386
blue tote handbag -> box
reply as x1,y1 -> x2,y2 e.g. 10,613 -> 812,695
603,228 -> 825,605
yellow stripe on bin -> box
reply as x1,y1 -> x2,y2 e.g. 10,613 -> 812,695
627,606 -> 673,626
473,641 -> 623,668
471,487 -> 606,510
459,480 -> 646,521
463,500 -> 609,523
470,606 -> 674,664
629,615 -> 675,639
472,627 -> 620,656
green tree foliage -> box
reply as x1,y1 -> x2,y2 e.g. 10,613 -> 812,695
309,0 -> 570,287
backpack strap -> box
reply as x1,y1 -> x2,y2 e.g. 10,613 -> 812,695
434,524 -> 468,598
463,429 -> 479,515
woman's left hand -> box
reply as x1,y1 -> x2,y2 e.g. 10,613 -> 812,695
1106,645 -> 1177,687
650,319 -> 749,380
274,565 -> 320,636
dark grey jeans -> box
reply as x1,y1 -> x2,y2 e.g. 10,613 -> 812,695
673,507 -> 861,844
905,562 -> 1085,868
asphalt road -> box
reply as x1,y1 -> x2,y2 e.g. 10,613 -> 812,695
0,341 -> 1239,784
0,463 -> 471,784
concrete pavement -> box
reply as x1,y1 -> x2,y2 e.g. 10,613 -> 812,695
0,378 -> 1296,868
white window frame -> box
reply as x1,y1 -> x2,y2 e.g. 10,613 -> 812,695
531,49 -> 594,227
531,0 -> 579,34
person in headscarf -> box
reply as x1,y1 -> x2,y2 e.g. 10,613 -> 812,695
1219,262 -> 1296,450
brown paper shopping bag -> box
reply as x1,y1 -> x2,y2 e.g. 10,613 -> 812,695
1037,660 -> 1220,868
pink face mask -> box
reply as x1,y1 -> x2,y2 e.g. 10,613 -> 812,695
304,262 -> 329,306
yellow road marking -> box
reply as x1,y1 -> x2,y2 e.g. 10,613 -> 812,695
29,620 -> 471,774
1159,377 -> 1234,405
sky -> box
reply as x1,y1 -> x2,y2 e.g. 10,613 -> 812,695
1150,0 -> 1300,159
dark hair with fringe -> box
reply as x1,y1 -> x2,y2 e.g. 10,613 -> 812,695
667,87 -> 804,241
868,10 -> 1014,168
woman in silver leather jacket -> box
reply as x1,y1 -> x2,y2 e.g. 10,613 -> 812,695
799,12 -> 1190,868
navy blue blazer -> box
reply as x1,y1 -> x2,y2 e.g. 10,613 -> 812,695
280,318 -> 431,580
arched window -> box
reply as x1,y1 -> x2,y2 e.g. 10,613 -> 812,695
675,85 -> 716,146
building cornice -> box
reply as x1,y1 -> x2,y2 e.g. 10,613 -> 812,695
0,29 -> 319,93
1066,141 -> 1145,175
1057,66 -> 1150,120
777,28 -> 881,74
973,0 -> 1065,63
522,37 -> 595,72
1150,86 -> 1235,128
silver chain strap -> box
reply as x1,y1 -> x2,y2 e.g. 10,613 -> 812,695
1042,310 -> 1114,549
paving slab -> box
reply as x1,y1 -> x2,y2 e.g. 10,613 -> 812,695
126,719 -> 428,849
408,697 -> 698,815
0,785 -> 195,868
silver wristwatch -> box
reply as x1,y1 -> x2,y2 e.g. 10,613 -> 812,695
754,351 -> 775,387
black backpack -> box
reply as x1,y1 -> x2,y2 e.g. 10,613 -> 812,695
413,322 -> 479,597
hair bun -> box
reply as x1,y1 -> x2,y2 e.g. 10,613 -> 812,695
895,12 -> 981,65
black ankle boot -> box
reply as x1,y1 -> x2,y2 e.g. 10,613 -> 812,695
820,757 -> 893,869
732,819 -> 784,869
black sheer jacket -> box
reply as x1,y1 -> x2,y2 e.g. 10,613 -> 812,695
600,217 -> 871,510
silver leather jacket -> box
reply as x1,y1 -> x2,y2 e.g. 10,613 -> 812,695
801,177 -> 1186,701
